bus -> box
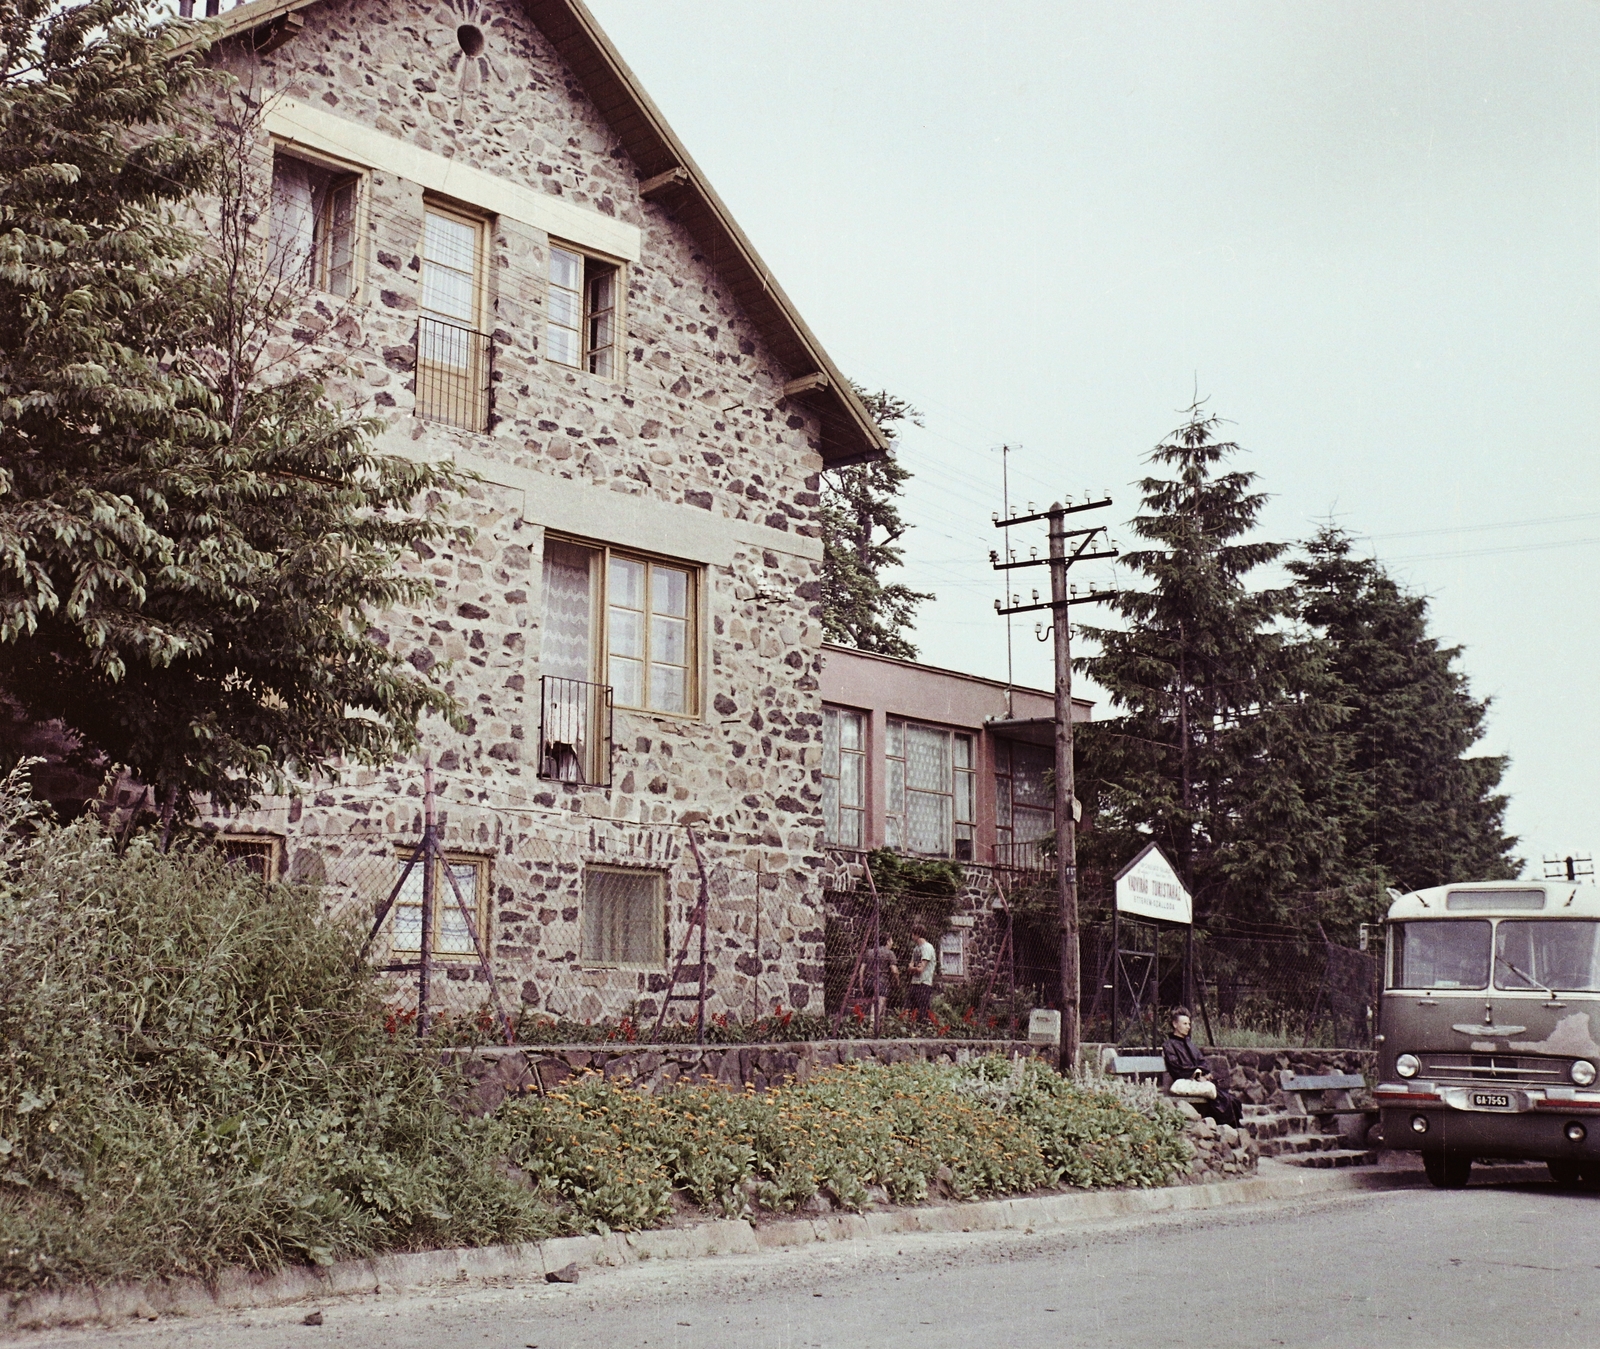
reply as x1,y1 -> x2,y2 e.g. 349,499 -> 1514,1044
1376,880 -> 1600,1189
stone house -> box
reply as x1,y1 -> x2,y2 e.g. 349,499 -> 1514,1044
189,0 -> 887,1024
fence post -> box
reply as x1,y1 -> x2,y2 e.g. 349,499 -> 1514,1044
417,760 -> 435,1039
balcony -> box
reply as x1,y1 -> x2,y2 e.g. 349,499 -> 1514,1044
538,676 -> 614,787
994,838 -> 1052,872
416,316 -> 493,432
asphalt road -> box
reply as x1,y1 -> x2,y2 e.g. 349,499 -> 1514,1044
15,1177 -> 1600,1349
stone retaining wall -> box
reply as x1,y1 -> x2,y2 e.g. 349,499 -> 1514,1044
455,1037 -> 1050,1113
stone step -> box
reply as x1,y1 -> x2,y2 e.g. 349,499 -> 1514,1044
1279,1148 -> 1379,1170
1257,1134 -> 1343,1157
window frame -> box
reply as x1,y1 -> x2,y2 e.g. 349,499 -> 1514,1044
821,705 -> 868,848
419,197 -> 489,333
387,847 -> 492,962
884,717 -> 976,860
994,738 -> 1055,865
268,143 -> 367,299
541,534 -> 702,720
546,239 -> 625,380
216,833 -> 283,881
581,864 -> 667,969
939,930 -> 966,978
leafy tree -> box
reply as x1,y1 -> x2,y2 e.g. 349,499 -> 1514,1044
819,386 -> 932,660
1073,403 -> 1349,926
0,0 -> 462,825
1288,525 -> 1519,901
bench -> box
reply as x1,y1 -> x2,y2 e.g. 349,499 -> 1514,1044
1279,1072 -> 1378,1148
1106,1054 -> 1168,1084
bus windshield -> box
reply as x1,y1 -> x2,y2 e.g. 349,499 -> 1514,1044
1495,920 -> 1600,992
1391,919 -> 1490,989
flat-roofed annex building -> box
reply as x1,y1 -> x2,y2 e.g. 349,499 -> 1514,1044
193,0 -> 888,1025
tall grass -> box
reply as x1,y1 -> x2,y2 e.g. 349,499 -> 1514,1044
0,782 -> 552,1293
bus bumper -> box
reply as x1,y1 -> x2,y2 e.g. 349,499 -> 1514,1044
1377,1081 -> 1600,1161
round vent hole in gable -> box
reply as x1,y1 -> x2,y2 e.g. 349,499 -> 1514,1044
457,24 -> 485,57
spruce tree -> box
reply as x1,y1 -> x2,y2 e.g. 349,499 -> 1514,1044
1074,404 -> 1348,926
818,386 -> 932,660
1288,526 -> 1519,903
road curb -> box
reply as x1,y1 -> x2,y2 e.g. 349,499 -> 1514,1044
0,1168 -> 1420,1333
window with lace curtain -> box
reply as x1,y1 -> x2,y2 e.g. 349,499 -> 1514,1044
884,718 -> 975,860
539,537 -> 698,717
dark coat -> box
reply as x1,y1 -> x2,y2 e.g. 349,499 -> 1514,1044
1162,1033 -> 1212,1082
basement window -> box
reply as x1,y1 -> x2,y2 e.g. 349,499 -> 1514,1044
582,866 -> 665,967
268,150 -> 361,297
547,243 -> 620,378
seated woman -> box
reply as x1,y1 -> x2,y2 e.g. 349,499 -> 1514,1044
1161,1006 -> 1242,1129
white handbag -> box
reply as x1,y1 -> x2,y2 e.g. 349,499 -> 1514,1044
1169,1076 -> 1218,1101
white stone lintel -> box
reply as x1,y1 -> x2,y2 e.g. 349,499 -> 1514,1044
263,96 -> 642,262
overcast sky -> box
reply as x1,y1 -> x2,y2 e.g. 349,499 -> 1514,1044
587,0 -> 1600,878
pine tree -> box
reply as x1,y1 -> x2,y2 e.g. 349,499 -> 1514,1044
0,0 -> 463,824
1288,526 -> 1519,904
1074,403 -> 1348,926
818,386 -> 932,660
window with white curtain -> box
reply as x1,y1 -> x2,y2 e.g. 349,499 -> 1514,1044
822,706 -> 866,847
539,537 -> 698,717
268,150 -> 359,296
388,851 -> 490,960
884,718 -> 974,859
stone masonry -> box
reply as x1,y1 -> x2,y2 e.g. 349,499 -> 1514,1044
195,0 -> 866,1023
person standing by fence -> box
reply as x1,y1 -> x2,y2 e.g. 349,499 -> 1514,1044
907,924 -> 936,1022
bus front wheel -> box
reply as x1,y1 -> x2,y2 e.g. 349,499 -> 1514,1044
1423,1151 -> 1472,1189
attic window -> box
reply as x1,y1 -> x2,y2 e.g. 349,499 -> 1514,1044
547,244 -> 620,379
457,24 -> 484,56
268,151 -> 359,297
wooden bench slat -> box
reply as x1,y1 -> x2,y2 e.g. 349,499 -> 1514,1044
1280,1073 -> 1365,1092
1111,1056 -> 1167,1075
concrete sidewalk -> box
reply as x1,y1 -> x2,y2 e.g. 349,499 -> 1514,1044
3,1162 -> 1428,1333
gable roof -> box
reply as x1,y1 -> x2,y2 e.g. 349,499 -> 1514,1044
199,0 -> 889,468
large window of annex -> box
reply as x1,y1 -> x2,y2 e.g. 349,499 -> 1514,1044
538,537 -> 702,784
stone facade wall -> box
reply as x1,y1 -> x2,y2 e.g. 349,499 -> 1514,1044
453,1037 -> 1051,1114
197,0 -> 833,1023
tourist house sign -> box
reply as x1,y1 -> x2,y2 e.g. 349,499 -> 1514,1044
1114,842 -> 1193,926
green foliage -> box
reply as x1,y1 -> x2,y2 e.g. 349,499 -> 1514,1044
819,385 -> 932,660
865,847 -> 965,933
498,1056 -> 1186,1233
1075,403 -> 1350,926
0,780 -> 551,1293
1287,526 -> 1519,923
0,0 -> 465,819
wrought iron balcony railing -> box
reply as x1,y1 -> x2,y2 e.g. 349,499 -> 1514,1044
538,676 -> 614,787
994,838 -> 1053,872
415,315 -> 493,432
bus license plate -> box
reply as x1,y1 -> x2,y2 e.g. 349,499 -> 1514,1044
1472,1092 -> 1512,1109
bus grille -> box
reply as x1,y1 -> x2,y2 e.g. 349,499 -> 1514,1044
1422,1054 -> 1571,1085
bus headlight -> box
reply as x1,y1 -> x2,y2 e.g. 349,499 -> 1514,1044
1396,1054 -> 1420,1078
1571,1060 -> 1597,1087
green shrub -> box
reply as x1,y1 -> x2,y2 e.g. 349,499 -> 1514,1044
496,1056 -> 1187,1233
0,784 -> 553,1293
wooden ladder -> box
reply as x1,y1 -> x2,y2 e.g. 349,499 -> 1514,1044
652,826 -> 712,1042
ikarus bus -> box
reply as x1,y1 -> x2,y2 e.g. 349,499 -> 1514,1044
1377,880 -> 1600,1188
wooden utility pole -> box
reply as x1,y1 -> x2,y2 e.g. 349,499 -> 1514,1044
993,494 -> 1117,1074
1047,504 -> 1080,1071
